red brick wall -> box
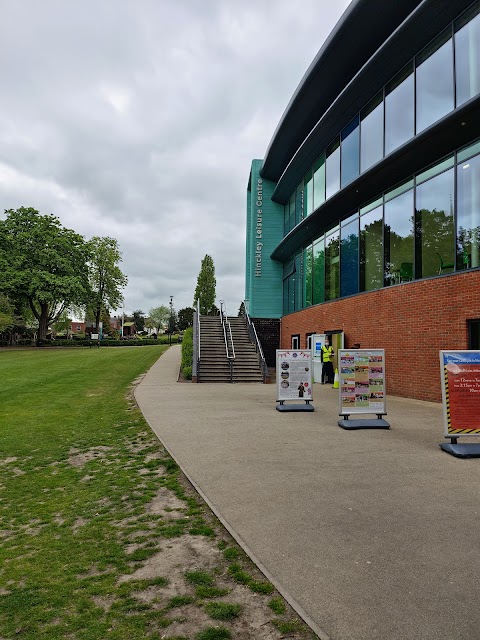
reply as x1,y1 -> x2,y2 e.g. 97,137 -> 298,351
281,271 -> 480,402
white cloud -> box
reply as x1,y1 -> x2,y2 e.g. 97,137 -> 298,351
0,0 -> 351,316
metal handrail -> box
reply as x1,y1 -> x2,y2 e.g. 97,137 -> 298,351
244,303 -> 268,382
219,300 -> 235,361
196,298 -> 201,362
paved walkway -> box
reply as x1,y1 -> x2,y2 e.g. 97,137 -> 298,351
135,345 -> 480,640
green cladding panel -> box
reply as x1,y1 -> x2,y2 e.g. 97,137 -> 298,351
245,160 -> 283,318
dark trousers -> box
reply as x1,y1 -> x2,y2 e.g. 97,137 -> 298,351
322,361 -> 334,383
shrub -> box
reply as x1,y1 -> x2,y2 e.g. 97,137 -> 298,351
181,327 -> 193,379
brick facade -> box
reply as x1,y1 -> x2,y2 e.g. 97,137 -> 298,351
281,270 -> 480,402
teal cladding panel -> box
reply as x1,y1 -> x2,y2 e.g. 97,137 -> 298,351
245,160 -> 283,318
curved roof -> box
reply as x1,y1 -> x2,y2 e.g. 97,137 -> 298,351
260,0 -> 423,182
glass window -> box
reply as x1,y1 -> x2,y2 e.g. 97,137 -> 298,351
326,137 -> 340,199
415,168 -> 455,279
360,197 -> 383,215
341,217 -> 359,297
289,194 -> 295,233
385,179 -> 414,202
304,245 -> 313,307
384,189 -> 414,286
455,4 -> 480,107
325,229 -> 340,300
360,92 -> 384,172
385,64 -> 414,155
341,116 -> 360,187
416,31 -> 454,133
457,153 -> 480,270
458,139 -> 480,163
304,169 -> 313,217
313,236 -> 325,304
416,156 -> 454,185
360,205 -> 383,291
313,154 -> 325,210
294,252 -> 304,310
295,183 -> 303,227
283,259 -> 295,315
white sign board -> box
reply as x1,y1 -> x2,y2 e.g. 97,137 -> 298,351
311,334 -> 326,383
91,334 -> 99,340
276,350 -> 313,402
338,349 -> 386,415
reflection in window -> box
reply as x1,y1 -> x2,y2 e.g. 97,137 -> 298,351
341,116 -> 360,187
313,237 -> 325,304
360,92 -> 384,172
415,168 -> 455,279
325,229 -> 340,300
313,154 -> 325,210
304,246 -> 313,306
326,138 -> 340,199
385,65 -> 414,155
360,205 -> 383,291
457,153 -> 480,270
384,190 -> 414,286
455,4 -> 480,106
294,253 -> 304,311
416,31 -> 453,133
340,217 -> 359,296
283,260 -> 295,315
304,170 -> 313,217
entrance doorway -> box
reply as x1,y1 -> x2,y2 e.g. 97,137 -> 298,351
468,319 -> 480,349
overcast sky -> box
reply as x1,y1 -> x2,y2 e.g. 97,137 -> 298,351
0,0 -> 351,318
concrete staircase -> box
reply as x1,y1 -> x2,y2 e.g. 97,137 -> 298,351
198,315 -> 264,383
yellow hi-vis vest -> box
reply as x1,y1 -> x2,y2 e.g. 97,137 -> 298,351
321,345 -> 334,363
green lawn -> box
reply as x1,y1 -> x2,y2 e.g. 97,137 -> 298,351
0,347 -> 314,640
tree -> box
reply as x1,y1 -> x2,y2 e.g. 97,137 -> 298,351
132,309 -> 146,332
193,254 -> 216,315
177,307 -> 194,330
87,236 -> 128,332
238,302 -> 246,317
0,207 -> 91,340
148,305 -> 170,334
0,295 -> 15,334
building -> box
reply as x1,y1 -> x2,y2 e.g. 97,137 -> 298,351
245,0 -> 480,402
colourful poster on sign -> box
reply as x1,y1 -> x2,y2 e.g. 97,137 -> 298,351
338,349 -> 386,415
440,351 -> 480,437
276,350 -> 313,402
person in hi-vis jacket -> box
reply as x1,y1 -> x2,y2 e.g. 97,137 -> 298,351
321,338 -> 334,384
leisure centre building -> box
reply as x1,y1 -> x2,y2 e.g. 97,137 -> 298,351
245,0 -> 480,402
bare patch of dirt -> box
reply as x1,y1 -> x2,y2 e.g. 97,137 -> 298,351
145,487 -> 186,516
68,446 -> 112,468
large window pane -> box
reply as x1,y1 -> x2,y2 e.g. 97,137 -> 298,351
326,138 -> 340,199
325,229 -> 340,300
283,260 -> 295,315
313,237 -> 325,304
295,183 -> 303,227
294,253 -> 304,310
384,190 -> 414,286
341,116 -> 360,187
415,168 -> 455,278
340,217 -> 359,296
313,154 -> 325,210
457,153 -> 480,270
360,205 -> 383,291
360,92 -> 384,172
304,246 -> 313,306
304,169 -> 313,217
385,65 -> 414,155
455,4 -> 480,106
289,194 -> 295,233
416,31 -> 454,133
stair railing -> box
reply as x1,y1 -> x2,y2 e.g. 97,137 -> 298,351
244,304 -> 268,383
220,300 -> 235,382
196,299 -> 201,381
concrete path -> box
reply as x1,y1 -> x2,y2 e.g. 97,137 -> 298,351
135,345 -> 480,640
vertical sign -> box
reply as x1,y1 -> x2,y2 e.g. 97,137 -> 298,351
338,349 -> 386,415
440,351 -> 480,437
277,350 -> 313,402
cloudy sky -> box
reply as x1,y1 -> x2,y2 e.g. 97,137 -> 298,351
0,0 -> 350,318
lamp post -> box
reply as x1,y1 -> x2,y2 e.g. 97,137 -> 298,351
169,296 -> 174,345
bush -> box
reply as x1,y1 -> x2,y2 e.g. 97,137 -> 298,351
181,327 -> 193,379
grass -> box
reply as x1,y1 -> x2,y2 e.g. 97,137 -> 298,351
0,347 -> 316,639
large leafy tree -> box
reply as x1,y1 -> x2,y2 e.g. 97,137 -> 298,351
0,207 -> 91,340
147,305 -> 170,334
87,236 -> 127,332
193,254 -> 216,315
132,309 -> 146,332
177,307 -> 194,330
